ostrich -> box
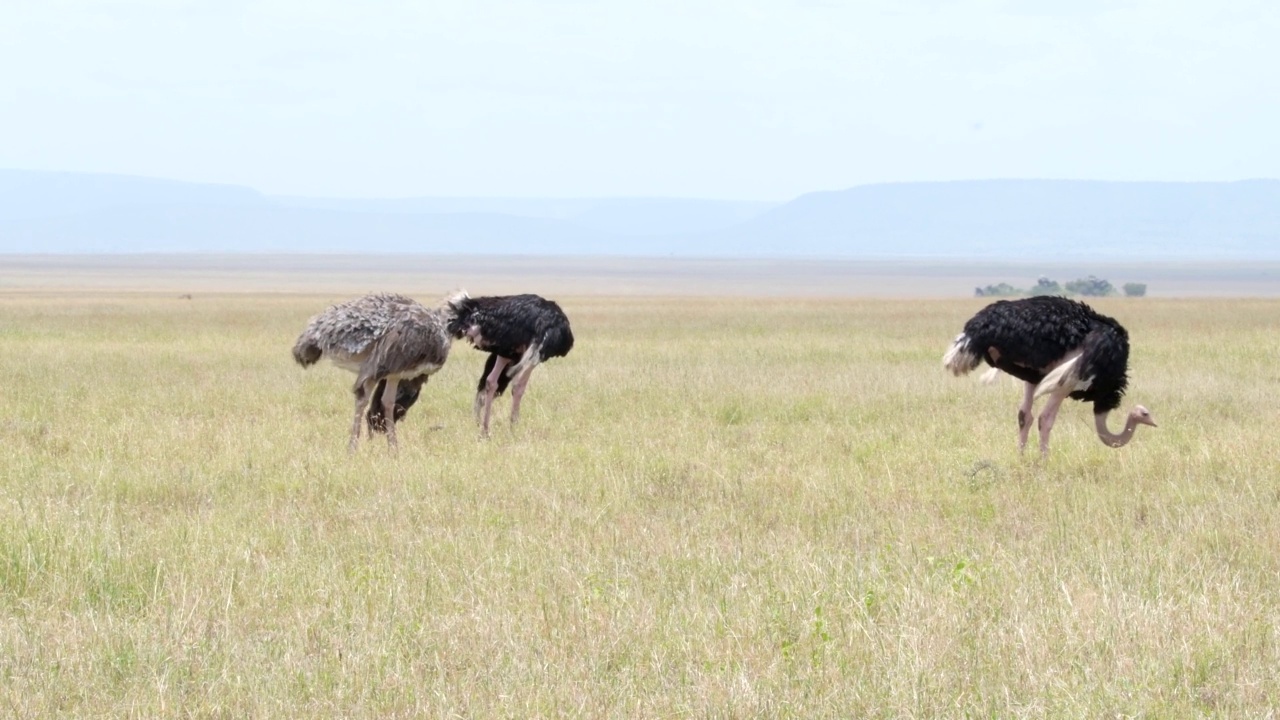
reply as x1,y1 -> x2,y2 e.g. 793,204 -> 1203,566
292,292 -> 458,450
942,295 -> 1156,455
446,292 -> 574,435
366,375 -> 428,434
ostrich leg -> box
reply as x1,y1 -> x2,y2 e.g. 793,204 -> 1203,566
350,379 -> 377,452
507,343 -> 542,426
1017,381 -> 1036,452
480,356 -> 511,436
380,377 -> 400,449
1036,392 -> 1070,457
508,365 -> 536,425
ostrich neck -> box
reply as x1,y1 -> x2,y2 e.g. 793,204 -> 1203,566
1094,412 -> 1138,448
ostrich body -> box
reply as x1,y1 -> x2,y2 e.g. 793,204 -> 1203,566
446,292 -> 574,435
293,292 -> 456,450
942,295 -> 1156,455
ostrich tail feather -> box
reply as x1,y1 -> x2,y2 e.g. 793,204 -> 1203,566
942,333 -> 982,376
292,334 -> 323,367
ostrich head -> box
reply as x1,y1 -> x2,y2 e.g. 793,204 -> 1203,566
1096,404 -> 1158,448
444,289 -> 473,338
366,375 -> 428,434
445,289 -> 470,308
1131,405 -> 1158,428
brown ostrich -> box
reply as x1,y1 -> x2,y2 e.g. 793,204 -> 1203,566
292,292 -> 460,450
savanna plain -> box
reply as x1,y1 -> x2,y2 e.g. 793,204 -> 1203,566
2,283 -> 1280,717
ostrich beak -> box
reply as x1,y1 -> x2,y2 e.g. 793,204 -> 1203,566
1133,405 -> 1157,428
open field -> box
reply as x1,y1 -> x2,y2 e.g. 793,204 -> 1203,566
5,253 -> 1280,297
2,288 -> 1280,716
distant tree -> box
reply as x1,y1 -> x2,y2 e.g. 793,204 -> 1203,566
1030,276 -> 1061,296
1123,282 -> 1148,297
974,283 -> 1021,298
1064,275 -> 1115,297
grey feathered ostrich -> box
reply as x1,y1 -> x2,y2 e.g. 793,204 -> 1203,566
446,292 -> 574,435
943,295 -> 1156,456
292,292 -> 458,450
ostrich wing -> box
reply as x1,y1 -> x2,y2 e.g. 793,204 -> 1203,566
468,296 -> 548,353
355,313 -> 452,389
300,293 -> 420,358
1032,325 -> 1131,412
1071,324 -> 1130,412
964,299 -> 1095,371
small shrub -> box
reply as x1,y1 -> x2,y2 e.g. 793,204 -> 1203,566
974,283 -> 1021,298
1064,275 -> 1115,297
1123,282 -> 1148,297
1030,276 -> 1061,296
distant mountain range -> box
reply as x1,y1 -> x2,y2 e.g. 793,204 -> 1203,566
2,169 -> 1279,258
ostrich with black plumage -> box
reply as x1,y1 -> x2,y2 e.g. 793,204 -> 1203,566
446,292 -> 574,435
292,291 -> 460,450
943,295 -> 1156,456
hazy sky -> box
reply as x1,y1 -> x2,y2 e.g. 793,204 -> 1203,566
3,0 -> 1277,199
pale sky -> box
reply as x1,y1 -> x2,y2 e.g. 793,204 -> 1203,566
2,0 -> 1277,200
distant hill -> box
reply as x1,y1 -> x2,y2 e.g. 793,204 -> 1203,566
706,179 -> 1280,258
2,170 -> 1278,258
271,195 -> 774,237
0,169 -> 268,222
0,170 -> 774,254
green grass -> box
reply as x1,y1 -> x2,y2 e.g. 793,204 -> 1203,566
2,292 -> 1279,717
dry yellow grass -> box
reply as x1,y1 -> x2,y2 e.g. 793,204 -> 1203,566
2,291 -> 1279,717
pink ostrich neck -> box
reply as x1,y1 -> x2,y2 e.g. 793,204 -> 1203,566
1094,411 -> 1138,448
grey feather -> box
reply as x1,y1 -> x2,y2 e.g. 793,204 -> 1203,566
293,293 -> 431,366
292,292 -> 459,447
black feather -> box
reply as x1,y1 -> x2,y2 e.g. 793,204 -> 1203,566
449,293 -> 573,429
959,296 -> 1130,412
449,294 -> 574,363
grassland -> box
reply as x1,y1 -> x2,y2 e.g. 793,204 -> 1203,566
2,290 -> 1279,717
7,253 -> 1280,297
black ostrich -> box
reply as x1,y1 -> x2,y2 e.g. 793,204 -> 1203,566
942,295 -> 1156,455
446,292 -> 574,435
